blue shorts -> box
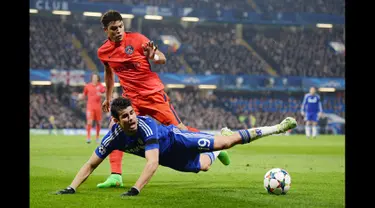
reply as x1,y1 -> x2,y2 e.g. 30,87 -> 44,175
305,112 -> 319,122
159,128 -> 215,173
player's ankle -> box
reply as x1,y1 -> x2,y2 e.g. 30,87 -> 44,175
111,172 -> 122,175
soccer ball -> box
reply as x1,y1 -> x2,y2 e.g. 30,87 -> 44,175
263,168 -> 291,195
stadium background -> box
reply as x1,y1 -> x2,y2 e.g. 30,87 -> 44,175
29,0 -> 345,136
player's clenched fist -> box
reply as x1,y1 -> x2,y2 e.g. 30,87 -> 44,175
102,99 -> 111,112
55,186 -> 75,195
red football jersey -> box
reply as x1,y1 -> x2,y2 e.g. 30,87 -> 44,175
97,32 -> 164,98
83,83 -> 106,110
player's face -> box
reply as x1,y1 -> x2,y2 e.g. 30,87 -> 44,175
310,87 -> 316,94
92,74 -> 99,84
105,20 -> 124,42
116,106 -> 138,134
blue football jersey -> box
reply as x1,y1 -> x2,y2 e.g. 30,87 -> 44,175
95,116 -> 173,159
94,115 -> 219,173
300,93 -> 323,114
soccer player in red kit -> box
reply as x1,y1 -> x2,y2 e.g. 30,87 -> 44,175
81,73 -> 106,144
95,10 -> 216,188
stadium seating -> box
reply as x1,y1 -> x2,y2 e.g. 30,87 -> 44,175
87,0 -> 343,15
87,0 -> 255,11
30,85 -> 344,130
30,16 -> 88,70
30,87 -> 87,129
253,0 -> 344,16
30,14 -> 344,78
243,25 -> 345,77
141,21 -> 269,75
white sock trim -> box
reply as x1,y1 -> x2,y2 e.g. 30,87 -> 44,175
305,126 -> 311,137
213,151 -> 220,159
312,126 -> 317,137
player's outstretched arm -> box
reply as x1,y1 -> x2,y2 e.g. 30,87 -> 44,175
121,149 -> 159,197
55,151 -> 104,194
102,63 -> 114,112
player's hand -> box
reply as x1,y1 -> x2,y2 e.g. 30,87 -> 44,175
142,41 -> 158,59
55,186 -> 75,195
318,112 -> 323,118
102,99 -> 110,113
120,187 -> 140,197
301,112 -> 305,116
77,93 -> 84,100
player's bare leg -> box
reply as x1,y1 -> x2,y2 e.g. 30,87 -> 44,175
86,119 -> 93,144
177,122 -> 200,133
200,132 -> 233,170
95,121 -> 101,143
199,150 -> 231,172
179,121 -> 231,167
305,121 -> 312,139
97,118 -> 124,188
212,117 -> 297,150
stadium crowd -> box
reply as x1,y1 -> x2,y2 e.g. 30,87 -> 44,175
141,21 -> 268,75
30,86 -> 86,129
30,85 -> 344,132
243,26 -> 345,77
30,15 -> 344,78
30,16 -> 88,70
29,9 -> 345,134
87,0 -> 344,15
254,0 -> 344,16
88,0 -> 255,11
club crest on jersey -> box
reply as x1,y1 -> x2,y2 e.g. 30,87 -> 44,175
98,145 -> 106,155
125,45 -> 134,55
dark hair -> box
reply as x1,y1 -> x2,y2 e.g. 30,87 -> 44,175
91,73 -> 100,82
110,97 -> 132,120
101,10 -> 123,28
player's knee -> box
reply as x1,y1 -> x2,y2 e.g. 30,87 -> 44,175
200,163 -> 210,172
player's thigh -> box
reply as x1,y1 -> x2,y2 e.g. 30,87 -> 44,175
163,152 -> 202,173
94,108 -> 103,122
141,91 -> 182,126
172,127 -> 215,152
199,154 -> 212,171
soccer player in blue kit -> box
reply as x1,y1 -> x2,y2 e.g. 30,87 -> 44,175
56,97 -> 297,197
300,86 -> 323,139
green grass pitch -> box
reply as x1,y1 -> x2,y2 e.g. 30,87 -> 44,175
30,134 -> 345,208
